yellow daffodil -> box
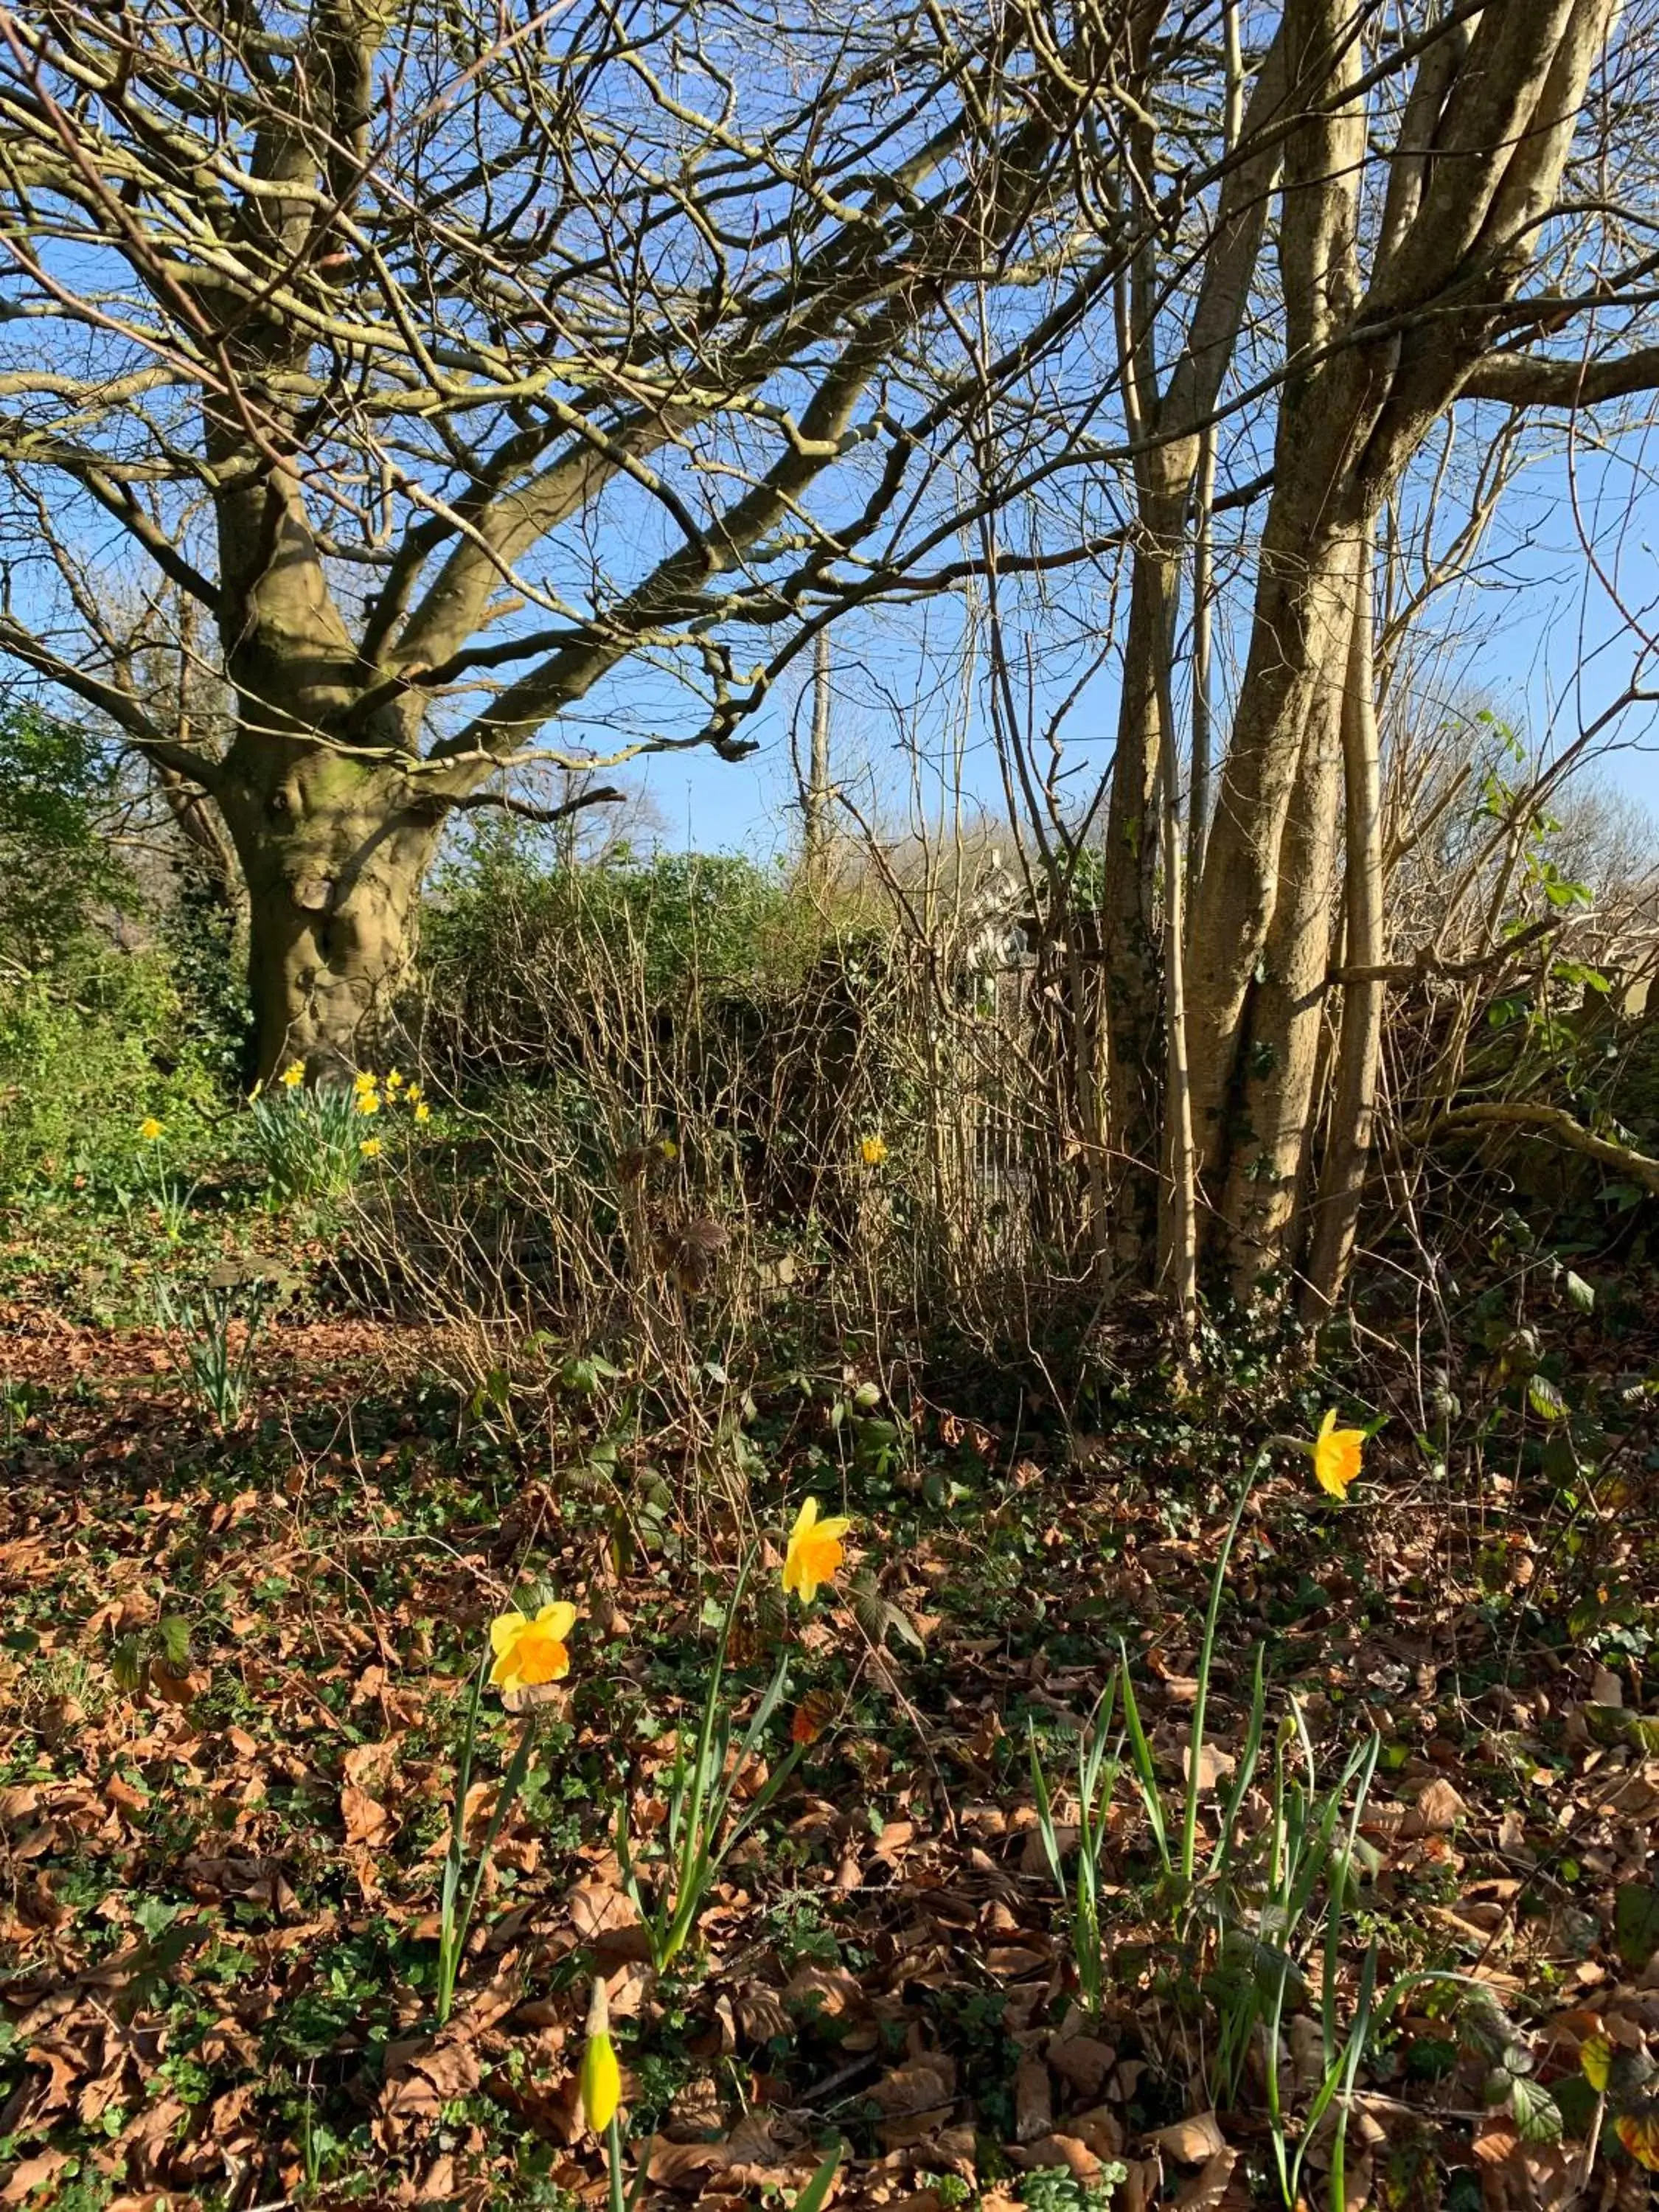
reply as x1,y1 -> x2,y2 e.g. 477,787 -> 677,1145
359,1136 -> 382,1158
580,1981 -> 622,2134
352,1070 -> 378,1095
860,1134 -> 888,1166
355,1089 -> 380,1116
385,1068 -> 403,1091
414,1101 -> 431,1123
279,1061 -> 305,1088
139,1117 -> 164,1141
1310,1408 -> 1365,1499
489,1600 -> 578,1694
405,1082 -> 422,1104
782,1496 -> 852,1605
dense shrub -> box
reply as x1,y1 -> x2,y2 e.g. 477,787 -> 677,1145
0,706 -> 229,1203
0,940 -> 220,1201
0,706 -> 135,970
420,827 -> 832,1047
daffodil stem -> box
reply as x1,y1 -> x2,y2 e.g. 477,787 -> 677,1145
437,1652 -> 537,2024
437,1649 -> 488,2024
630,1548 -> 801,1972
1179,1447 -> 1267,1885
605,2115 -> 626,2212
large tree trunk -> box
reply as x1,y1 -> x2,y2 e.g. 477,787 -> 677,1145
1185,0 -> 1615,1298
220,746 -> 442,1082
1184,0 -> 1369,1208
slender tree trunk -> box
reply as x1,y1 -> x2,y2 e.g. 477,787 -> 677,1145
1186,425 -> 1217,899
1153,616 -> 1197,1331
1185,0 -> 1242,902
1215,544 -> 1353,1300
1304,540 -> 1384,1315
802,630 -> 835,892
1095,14 -> 1287,1284
1099,522 -> 1179,1268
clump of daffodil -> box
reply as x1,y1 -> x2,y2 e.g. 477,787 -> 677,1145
860,1133 -> 888,1166
489,1600 -> 578,1695
782,1496 -> 852,1605
279,1060 -> 305,1089
1309,1408 -> 1366,1498
359,1135 -> 381,1159
580,1979 -> 622,2135
139,1116 -> 164,1141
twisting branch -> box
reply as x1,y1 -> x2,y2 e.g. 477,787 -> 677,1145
441,785 -> 625,827
1415,1103 -> 1659,1200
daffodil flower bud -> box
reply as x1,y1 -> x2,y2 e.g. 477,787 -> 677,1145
580,1980 -> 622,2135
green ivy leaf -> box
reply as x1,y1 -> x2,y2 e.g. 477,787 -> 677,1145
848,1569 -> 925,1653
1510,2075 -> 1563,2144
1615,1883 -> 1659,1971
111,1635 -> 147,1693
1527,1374 -> 1567,1423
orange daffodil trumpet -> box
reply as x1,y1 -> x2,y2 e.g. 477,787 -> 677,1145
489,1600 -> 578,1694
1310,1408 -> 1366,1498
782,1496 -> 852,1605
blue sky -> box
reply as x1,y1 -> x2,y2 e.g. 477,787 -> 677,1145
627,428 -> 1659,860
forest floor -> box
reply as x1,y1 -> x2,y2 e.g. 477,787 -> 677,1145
4,1284 -> 1659,2212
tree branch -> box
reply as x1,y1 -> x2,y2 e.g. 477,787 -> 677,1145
441,783 -> 625,827
1462,342 -> 1659,408
1328,913 -> 1570,986
0,616 -> 224,787
1416,1102 -> 1659,1199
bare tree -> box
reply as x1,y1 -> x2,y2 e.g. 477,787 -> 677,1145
0,0 -> 1149,1074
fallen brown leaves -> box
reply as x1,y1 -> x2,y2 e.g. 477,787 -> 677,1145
5,1321 -> 1659,2212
